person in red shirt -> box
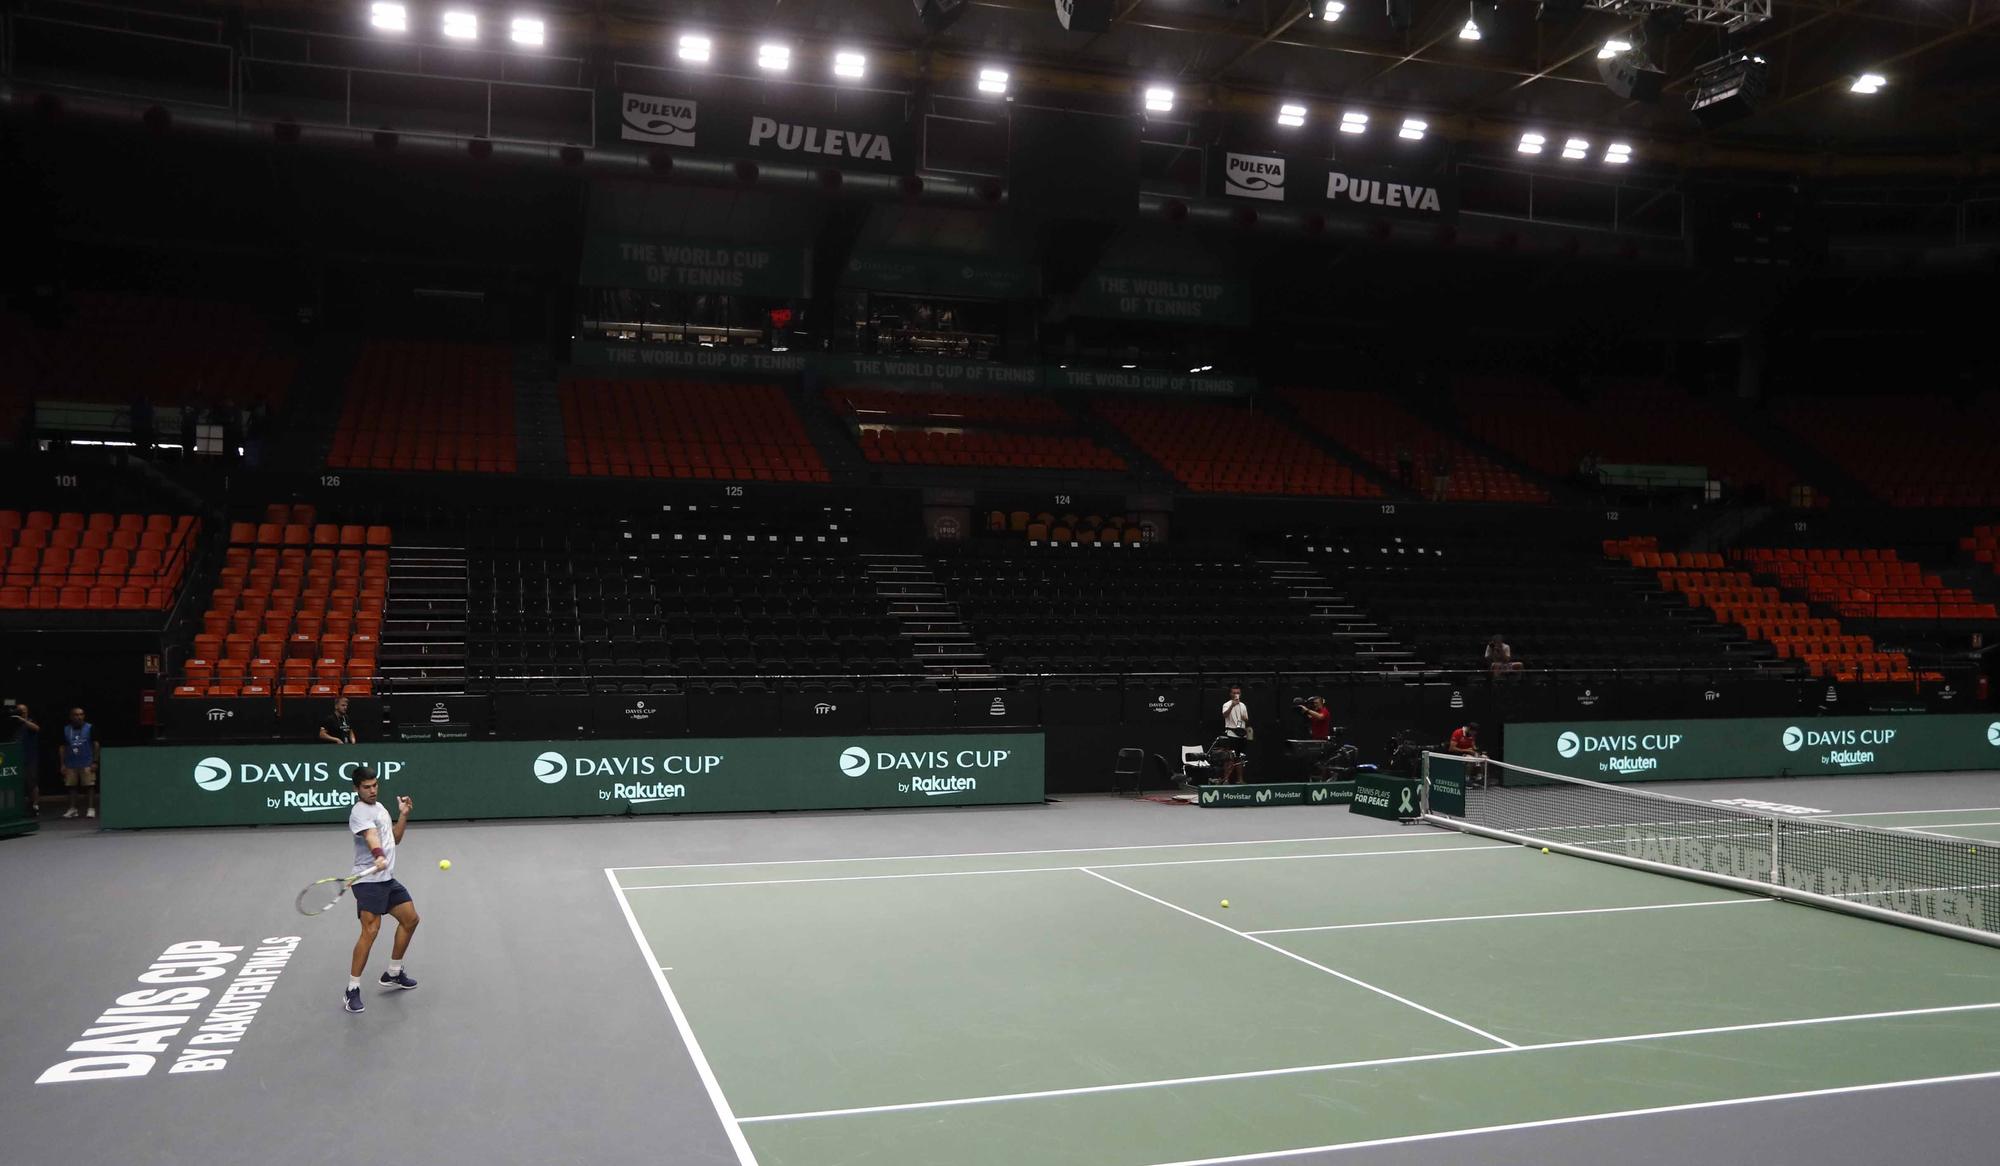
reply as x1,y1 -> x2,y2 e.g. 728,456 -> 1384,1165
1448,721 -> 1488,784
1302,696 -> 1332,741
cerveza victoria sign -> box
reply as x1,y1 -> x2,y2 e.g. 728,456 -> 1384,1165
101,734 -> 1045,828
612,91 -> 913,175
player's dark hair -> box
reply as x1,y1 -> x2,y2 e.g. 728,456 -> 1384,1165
349,766 -> 378,785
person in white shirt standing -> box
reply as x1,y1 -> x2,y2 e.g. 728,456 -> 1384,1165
343,767 -> 420,1014
1219,685 -> 1250,784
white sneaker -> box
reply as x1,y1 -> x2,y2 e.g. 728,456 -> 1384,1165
86,807 -> 96,818
62,808 -> 78,819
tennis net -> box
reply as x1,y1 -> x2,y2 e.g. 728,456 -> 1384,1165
1422,752 -> 2000,948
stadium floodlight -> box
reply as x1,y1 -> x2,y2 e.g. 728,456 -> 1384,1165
1318,1 -> 1346,19
1517,131 -> 1545,154
510,17 -> 545,46
1562,137 -> 1589,159
678,33 -> 712,63
1340,110 -> 1369,134
1144,85 -> 1175,112
1597,38 -> 1631,59
1399,117 -> 1428,140
370,2 -> 408,32
1459,11 -> 1482,39
757,43 -> 791,72
442,9 -> 477,39
1277,103 -> 1307,127
978,67 -> 1010,95
833,50 -> 867,79
1604,141 -> 1633,163
1850,72 -> 1886,94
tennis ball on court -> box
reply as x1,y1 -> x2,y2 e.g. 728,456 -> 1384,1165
1540,848 -> 1550,854
1220,900 -> 1230,909
439,859 -> 452,871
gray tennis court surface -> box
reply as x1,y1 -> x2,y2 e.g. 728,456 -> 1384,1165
4,772 -> 1999,1166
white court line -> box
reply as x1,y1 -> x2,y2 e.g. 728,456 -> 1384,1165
1826,806 -> 2000,819
1892,820 -> 2000,832
735,999 -> 2000,1124
605,832 -> 1465,875
603,869 -> 760,1166
1133,1069 -> 2000,1165
1079,867 -> 1518,1049
1246,897 -> 1768,935
619,843 -> 1514,891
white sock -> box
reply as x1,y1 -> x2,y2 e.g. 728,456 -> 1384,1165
388,962 -> 403,976
348,977 -> 360,991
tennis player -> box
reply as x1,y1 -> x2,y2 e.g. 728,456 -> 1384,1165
343,767 -> 420,1014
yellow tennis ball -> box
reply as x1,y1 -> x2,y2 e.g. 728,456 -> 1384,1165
438,859 -> 452,871
1220,900 -> 1230,909
1540,848 -> 1550,854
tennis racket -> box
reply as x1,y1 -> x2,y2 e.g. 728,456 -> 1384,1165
296,873 -> 369,916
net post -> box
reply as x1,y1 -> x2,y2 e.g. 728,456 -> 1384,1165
1419,750 -> 1431,816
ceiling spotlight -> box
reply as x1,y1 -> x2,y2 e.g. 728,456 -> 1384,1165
1144,85 -> 1175,113
1459,14 -> 1482,40
1340,111 -> 1368,134
442,10 -> 477,39
1604,142 -> 1633,163
757,43 -> 790,71
509,16 -> 545,46
1277,103 -> 1307,128
678,33 -> 711,63
1597,38 -> 1631,59
1399,117 -> 1428,141
1850,72 -> 1886,94
1318,0 -> 1346,18
1517,132 -> 1545,154
833,50 -> 867,79
370,3 -> 408,32
1562,137 -> 1589,159
978,67 -> 1010,95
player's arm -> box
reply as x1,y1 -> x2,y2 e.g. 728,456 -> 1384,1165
392,795 -> 412,845
361,826 -> 388,871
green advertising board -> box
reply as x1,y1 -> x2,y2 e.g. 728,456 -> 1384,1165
570,340 -> 812,377
1423,757 -> 1470,817
0,741 -> 35,838
1505,714 -> 2000,783
102,733 -> 1044,829
1071,270 -> 1251,326
1196,781 -> 1354,808
579,236 -> 811,297
843,251 -> 1039,299
1351,771 -> 1422,821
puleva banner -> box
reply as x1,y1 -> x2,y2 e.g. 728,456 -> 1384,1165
607,90 -> 913,175
1209,150 -> 1456,222
103,733 -> 1045,828
1505,714 -> 2000,782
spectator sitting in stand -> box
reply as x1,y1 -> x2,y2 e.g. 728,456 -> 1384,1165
1485,634 -> 1523,678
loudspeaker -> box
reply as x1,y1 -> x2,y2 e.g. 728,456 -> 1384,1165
1598,54 -> 1666,102
913,0 -> 970,33
1385,0 -> 1414,30
1055,0 -> 1114,31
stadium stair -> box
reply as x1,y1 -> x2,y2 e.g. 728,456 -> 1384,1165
1262,559 -> 1419,669
377,540 -> 470,694
863,554 -> 993,679
1257,394 -> 1417,501
512,345 -> 568,477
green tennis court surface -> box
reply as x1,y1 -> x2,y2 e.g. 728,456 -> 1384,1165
607,825 -> 2000,1166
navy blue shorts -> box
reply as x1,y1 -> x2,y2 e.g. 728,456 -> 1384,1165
354,878 -> 413,918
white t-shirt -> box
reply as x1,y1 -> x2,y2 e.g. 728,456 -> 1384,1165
1221,699 -> 1250,732
349,799 -> 396,882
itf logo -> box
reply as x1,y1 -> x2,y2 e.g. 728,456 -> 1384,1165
1556,731 -> 1581,759
533,751 -> 568,784
193,757 -> 232,791
1782,726 -> 1806,752
839,747 -> 871,777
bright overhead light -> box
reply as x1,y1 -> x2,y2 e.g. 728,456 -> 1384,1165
1144,85 -> 1174,113
757,43 -> 791,72
370,2 -> 408,32
1277,103 -> 1307,128
833,50 -> 867,79
1399,117 -> 1428,141
1604,142 -> 1633,164
1318,1 -> 1346,19
978,67 -> 1009,95
509,16 -> 545,46
1598,39 -> 1631,60
442,10 -> 477,39
1518,132 -> 1545,155
1121,363 -> 1137,369
678,33 -> 711,63
1340,111 -> 1369,134
1459,15 -> 1481,40
1850,72 -> 1886,94
1562,137 -> 1589,159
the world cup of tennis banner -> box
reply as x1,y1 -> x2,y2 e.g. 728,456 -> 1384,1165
101,733 -> 1045,829
1505,713 -> 2000,783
